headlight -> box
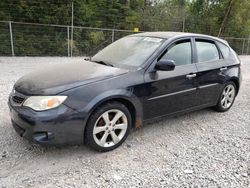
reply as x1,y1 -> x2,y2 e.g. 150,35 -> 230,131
23,96 -> 67,111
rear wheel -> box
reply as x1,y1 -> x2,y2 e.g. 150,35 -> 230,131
85,102 -> 132,152
215,82 -> 236,112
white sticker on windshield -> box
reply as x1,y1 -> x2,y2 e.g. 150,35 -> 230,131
143,37 -> 162,43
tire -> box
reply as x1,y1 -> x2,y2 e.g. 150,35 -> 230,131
85,102 -> 132,152
215,81 -> 237,112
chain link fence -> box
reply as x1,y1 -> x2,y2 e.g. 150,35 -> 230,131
0,21 -> 249,57
222,37 -> 250,55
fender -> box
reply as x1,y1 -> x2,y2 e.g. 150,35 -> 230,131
80,89 -> 143,129
224,65 -> 241,93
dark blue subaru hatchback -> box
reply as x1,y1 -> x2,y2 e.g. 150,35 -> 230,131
9,32 -> 241,151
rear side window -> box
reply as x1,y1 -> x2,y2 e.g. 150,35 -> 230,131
196,40 -> 220,63
217,42 -> 230,59
161,39 -> 192,66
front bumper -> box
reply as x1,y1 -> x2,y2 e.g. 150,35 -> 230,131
8,98 -> 86,146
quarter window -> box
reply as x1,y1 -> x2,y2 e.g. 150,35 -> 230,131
161,39 -> 192,66
217,42 -> 230,59
196,40 -> 220,63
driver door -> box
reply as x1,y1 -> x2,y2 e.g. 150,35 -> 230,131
143,38 -> 199,120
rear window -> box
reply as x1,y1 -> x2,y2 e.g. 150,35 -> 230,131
217,42 -> 230,59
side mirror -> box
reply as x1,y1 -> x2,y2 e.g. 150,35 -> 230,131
155,59 -> 175,71
84,57 -> 91,61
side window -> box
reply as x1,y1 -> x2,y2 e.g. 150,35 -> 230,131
161,39 -> 192,66
196,40 -> 220,63
217,42 -> 230,59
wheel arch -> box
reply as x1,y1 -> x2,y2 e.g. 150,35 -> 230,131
228,77 -> 240,95
85,95 -> 143,131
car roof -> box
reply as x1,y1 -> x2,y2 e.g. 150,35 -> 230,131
130,31 -> 228,45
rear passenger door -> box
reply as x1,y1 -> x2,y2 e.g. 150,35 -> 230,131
194,38 -> 228,106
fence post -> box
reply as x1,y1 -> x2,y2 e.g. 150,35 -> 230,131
241,39 -> 245,55
67,26 -> 70,57
9,21 -> 15,56
70,1 -> 74,57
247,35 -> 250,55
112,29 -> 115,43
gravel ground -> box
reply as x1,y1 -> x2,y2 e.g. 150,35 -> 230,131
0,56 -> 249,188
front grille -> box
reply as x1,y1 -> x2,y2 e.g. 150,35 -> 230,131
12,95 -> 25,104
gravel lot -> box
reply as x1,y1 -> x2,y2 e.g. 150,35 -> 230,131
0,56 -> 249,188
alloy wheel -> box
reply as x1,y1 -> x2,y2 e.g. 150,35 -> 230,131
93,109 -> 128,147
221,84 -> 236,109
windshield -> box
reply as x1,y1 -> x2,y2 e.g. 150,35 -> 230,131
92,36 -> 164,68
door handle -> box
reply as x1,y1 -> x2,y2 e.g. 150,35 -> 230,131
186,73 -> 196,79
220,67 -> 227,71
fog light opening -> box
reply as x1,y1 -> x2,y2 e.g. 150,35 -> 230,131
33,132 -> 54,142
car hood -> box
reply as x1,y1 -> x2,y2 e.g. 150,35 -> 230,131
14,60 -> 128,95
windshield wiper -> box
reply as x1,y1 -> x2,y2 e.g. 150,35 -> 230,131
91,60 -> 113,67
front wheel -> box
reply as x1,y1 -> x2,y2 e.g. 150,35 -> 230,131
85,102 -> 132,152
215,82 -> 237,112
